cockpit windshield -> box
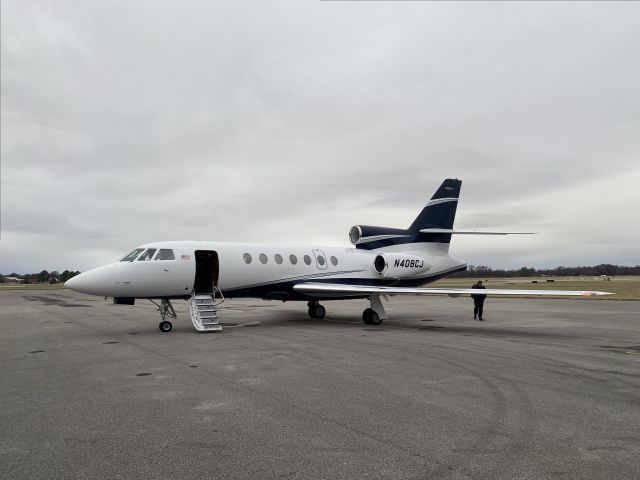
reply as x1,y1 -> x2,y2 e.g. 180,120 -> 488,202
137,248 -> 157,261
120,248 -> 145,262
120,247 -> 176,262
155,249 -> 175,260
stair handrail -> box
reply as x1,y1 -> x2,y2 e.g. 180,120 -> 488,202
213,285 -> 225,306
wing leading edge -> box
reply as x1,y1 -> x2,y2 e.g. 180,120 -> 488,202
293,282 -> 614,298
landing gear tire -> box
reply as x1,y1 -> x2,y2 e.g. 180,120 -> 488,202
159,320 -> 173,333
362,308 -> 382,325
308,304 -> 326,319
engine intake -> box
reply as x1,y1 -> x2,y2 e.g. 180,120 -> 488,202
373,253 -> 431,278
349,225 -> 411,247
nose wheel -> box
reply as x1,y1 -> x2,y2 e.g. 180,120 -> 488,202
159,320 -> 173,332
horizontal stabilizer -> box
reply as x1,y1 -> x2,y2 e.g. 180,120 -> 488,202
293,283 -> 613,298
420,229 -> 537,235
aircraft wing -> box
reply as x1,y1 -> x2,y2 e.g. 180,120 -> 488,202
420,229 -> 537,235
293,283 -> 614,298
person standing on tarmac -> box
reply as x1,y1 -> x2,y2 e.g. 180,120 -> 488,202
471,280 -> 487,321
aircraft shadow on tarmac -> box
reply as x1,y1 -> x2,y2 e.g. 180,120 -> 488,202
269,310 -> 575,341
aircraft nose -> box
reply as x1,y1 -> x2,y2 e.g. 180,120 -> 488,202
65,264 -> 117,297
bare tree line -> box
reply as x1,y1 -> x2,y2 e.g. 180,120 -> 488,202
451,264 -> 640,278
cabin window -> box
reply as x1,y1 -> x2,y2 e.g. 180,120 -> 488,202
155,249 -> 175,260
120,248 -> 144,262
303,255 -> 311,265
243,253 -> 252,264
259,253 -> 268,264
137,248 -> 157,261
317,255 -> 326,266
330,256 -> 338,266
275,254 -> 283,265
289,254 -> 298,265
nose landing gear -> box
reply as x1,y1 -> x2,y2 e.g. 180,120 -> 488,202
151,298 -> 177,333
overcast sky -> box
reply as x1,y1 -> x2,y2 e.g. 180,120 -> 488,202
1,0 -> 639,274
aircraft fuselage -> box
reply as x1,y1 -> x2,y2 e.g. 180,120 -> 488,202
66,240 -> 466,302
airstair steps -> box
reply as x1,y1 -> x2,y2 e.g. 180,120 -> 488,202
189,293 -> 223,332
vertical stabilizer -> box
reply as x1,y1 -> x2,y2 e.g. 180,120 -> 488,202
408,178 -> 461,234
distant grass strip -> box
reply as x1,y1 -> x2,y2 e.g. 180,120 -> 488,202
0,284 -> 66,291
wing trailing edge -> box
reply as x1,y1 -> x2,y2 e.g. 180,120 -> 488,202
420,229 -> 537,235
293,283 -> 613,298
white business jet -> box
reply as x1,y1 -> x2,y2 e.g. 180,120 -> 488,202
65,179 -> 612,332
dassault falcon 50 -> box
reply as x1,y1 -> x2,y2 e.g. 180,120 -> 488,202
65,179 -> 612,332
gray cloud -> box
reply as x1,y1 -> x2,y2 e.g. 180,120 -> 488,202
1,0 -> 639,273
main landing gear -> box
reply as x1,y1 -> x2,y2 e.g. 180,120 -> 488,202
307,295 -> 388,325
362,308 -> 381,325
150,298 -> 177,333
307,301 -> 326,319
362,294 -> 387,326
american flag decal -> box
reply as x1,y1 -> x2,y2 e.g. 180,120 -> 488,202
181,255 -> 191,261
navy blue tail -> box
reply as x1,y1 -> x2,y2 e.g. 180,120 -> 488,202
408,178 -> 461,232
351,178 -> 462,250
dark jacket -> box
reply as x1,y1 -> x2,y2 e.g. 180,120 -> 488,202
471,283 -> 487,300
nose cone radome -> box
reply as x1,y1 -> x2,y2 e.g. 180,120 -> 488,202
65,264 -> 117,297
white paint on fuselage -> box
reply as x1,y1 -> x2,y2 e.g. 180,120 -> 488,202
69,240 -> 466,299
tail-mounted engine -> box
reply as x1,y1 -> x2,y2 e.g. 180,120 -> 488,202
349,225 -> 413,248
373,253 -> 431,278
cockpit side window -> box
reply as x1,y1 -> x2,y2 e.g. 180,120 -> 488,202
120,248 -> 145,262
154,249 -> 175,261
137,248 -> 157,261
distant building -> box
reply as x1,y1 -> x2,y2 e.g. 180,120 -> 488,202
4,277 -> 23,283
